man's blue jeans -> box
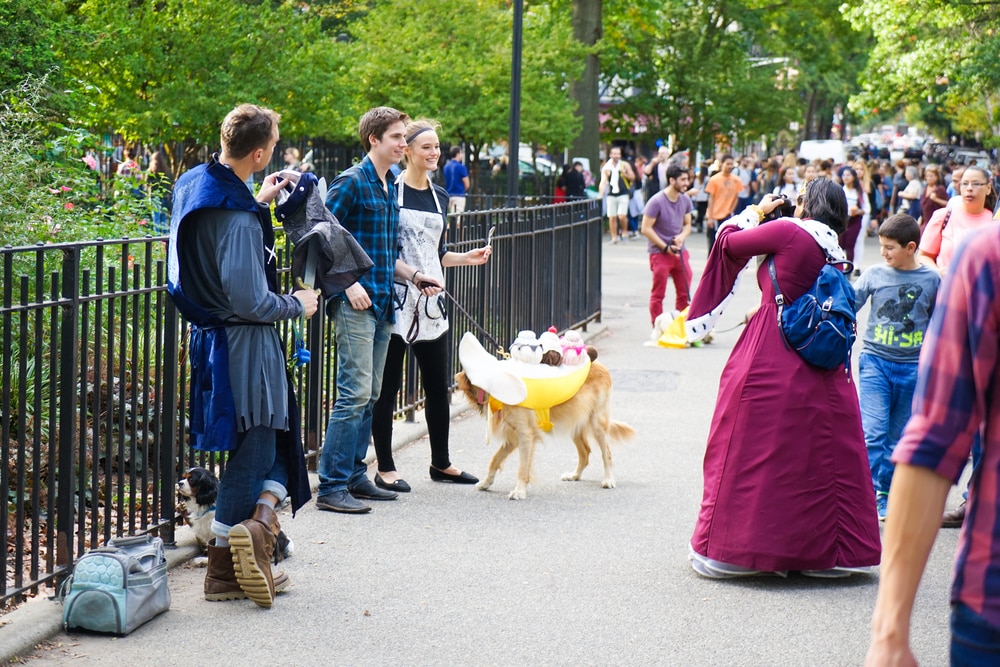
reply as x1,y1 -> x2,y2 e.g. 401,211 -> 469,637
317,301 -> 391,497
952,602 -> 1000,665
858,353 -> 917,496
212,424 -> 288,538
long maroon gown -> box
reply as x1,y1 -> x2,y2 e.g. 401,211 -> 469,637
688,219 -> 881,572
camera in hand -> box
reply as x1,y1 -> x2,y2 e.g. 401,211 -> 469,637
762,194 -> 796,222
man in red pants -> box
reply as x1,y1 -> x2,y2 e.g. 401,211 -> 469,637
641,163 -> 693,325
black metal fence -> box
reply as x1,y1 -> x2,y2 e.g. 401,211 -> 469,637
0,197 -> 602,608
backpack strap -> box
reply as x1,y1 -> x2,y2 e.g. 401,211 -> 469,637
767,256 -> 792,351
940,208 -> 953,233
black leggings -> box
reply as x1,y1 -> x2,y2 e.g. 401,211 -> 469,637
371,333 -> 453,472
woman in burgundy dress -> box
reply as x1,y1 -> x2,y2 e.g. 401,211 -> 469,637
685,179 -> 881,578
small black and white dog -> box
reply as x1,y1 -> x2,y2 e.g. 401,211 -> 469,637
178,467 -> 294,563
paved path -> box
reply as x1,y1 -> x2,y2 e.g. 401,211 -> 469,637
6,231 -> 963,666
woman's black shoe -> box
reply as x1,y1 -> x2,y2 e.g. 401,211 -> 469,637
429,466 -> 479,484
375,473 -> 411,493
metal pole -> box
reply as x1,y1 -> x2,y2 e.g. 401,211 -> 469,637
506,0 -> 524,207
57,247 -> 80,570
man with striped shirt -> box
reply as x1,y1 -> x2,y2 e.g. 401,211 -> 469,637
867,225 -> 1000,664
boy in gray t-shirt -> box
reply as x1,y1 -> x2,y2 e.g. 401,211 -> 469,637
854,214 -> 941,521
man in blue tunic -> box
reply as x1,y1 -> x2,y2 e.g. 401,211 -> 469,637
168,104 -> 318,607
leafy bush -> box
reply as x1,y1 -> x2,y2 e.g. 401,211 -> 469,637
0,73 -> 154,252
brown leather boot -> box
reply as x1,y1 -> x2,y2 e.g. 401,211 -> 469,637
205,539 -> 289,602
205,540 -> 246,601
228,503 -> 282,608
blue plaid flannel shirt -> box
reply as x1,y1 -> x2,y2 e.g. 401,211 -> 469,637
325,155 -> 400,323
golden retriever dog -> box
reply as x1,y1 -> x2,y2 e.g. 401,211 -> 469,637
455,361 -> 635,500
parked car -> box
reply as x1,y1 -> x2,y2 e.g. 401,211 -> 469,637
951,149 -> 993,166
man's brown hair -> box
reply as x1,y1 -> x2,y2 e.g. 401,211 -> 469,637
220,104 -> 279,159
358,106 -> 409,152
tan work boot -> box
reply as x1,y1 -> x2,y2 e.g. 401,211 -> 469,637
205,539 -> 290,602
228,504 -> 282,608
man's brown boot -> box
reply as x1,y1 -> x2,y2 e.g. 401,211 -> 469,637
205,539 -> 290,602
229,503 -> 282,608
205,540 -> 246,601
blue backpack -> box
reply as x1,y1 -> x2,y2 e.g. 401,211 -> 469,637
767,254 -> 857,372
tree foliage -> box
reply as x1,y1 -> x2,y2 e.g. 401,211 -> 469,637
844,0 -> 1000,142
339,0 -> 584,162
57,0 -> 347,171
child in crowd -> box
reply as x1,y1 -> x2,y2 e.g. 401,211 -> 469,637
854,214 -> 941,521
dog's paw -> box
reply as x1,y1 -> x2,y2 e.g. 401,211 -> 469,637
601,478 -> 617,489
191,555 -> 209,567
476,480 -> 492,491
508,488 -> 526,500
561,471 -> 581,481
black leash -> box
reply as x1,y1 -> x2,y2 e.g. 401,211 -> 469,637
440,288 -> 505,355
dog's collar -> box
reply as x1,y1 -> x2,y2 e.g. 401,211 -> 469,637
194,504 -> 216,519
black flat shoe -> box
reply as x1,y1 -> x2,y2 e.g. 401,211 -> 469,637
429,466 -> 479,484
375,473 -> 411,493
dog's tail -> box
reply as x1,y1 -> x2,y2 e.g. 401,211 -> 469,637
609,421 -> 636,442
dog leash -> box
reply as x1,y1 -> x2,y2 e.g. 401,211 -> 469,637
439,287 -> 507,357
715,319 -> 747,334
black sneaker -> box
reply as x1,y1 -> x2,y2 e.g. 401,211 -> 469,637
941,500 -> 967,528
348,478 -> 398,501
315,490 -> 371,514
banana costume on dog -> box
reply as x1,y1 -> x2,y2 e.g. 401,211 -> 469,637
458,332 -> 591,432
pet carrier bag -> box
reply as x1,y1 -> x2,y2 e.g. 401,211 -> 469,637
61,534 -> 170,635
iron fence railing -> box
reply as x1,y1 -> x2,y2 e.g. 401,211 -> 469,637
0,197 -> 602,609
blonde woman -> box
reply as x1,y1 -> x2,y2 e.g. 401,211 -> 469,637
370,118 -> 492,490
852,159 -> 875,272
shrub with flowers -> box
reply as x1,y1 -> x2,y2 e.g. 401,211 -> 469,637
0,74 -> 153,251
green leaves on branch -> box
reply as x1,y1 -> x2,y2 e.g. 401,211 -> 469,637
844,0 -> 1000,140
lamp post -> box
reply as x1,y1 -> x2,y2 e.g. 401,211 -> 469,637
506,0 -> 523,207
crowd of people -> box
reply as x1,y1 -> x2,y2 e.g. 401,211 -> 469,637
607,141 -> 1000,662
160,101 -> 1000,663
602,145 -> 1000,248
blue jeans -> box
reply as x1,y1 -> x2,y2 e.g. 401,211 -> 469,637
952,602 -> 1000,665
212,424 -> 288,538
317,301 -> 392,496
859,353 -> 917,496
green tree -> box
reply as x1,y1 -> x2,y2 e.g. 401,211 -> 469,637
57,0 -> 348,174
844,0 -> 1000,143
341,0 -> 583,186
597,0 -> 789,153
567,0 -> 601,171
753,0 -> 870,144
0,1 -> 64,93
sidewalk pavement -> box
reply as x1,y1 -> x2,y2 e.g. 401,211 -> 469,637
2,230 -> 964,665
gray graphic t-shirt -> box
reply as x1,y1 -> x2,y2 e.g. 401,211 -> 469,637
854,264 -> 941,362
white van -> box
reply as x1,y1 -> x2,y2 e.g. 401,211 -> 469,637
798,140 -> 846,165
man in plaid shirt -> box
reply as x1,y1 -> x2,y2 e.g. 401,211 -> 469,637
867,225 -> 1000,665
315,107 -> 425,514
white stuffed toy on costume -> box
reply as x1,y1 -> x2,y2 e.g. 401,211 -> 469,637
510,330 -> 544,364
